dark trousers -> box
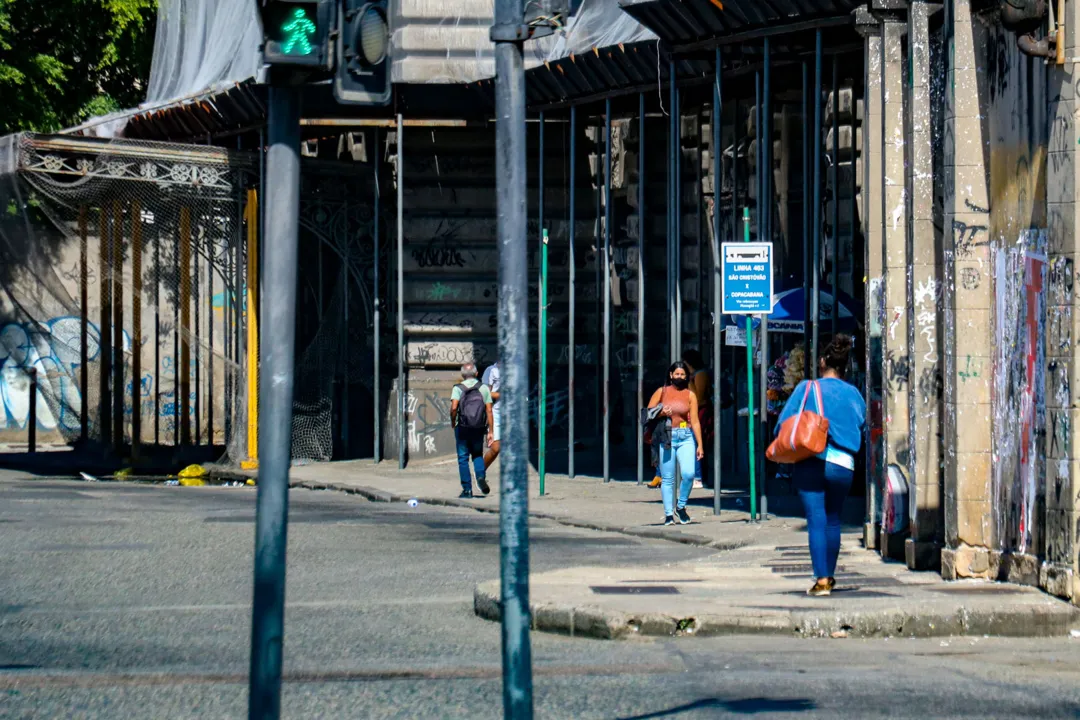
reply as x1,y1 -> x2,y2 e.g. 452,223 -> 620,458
793,458 -> 854,579
455,427 -> 486,491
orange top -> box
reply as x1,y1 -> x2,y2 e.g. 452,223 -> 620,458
661,386 -> 692,427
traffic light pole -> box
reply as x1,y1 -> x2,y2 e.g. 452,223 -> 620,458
490,0 -> 533,715
248,84 -> 302,720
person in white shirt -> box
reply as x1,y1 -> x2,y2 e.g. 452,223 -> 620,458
482,361 -> 501,469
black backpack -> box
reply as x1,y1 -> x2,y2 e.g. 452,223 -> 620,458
456,383 -> 488,430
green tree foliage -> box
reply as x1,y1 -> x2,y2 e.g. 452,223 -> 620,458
0,0 -> 157,135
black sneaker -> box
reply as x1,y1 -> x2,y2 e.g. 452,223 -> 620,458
458,490 -> 473,499
664,515 -> 675,526
676,507 -> 691,525
477,477 -> 490,496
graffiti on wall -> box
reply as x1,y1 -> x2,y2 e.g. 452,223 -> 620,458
993,230 -> 1047,555
0,317 -> 129,433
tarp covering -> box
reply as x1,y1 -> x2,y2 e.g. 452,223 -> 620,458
73,0 -> 655,137
546,0 -> 656,60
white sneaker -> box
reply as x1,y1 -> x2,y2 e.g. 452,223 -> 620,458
693,479 -> 704,489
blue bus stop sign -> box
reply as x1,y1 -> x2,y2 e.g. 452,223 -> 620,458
721,242 -> 773,315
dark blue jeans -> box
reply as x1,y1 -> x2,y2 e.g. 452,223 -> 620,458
455,427 -> 486,492
793,458 -> 853,579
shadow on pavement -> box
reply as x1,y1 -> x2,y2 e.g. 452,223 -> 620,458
617,697 -> 816,718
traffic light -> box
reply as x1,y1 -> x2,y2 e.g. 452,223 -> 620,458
258,0 -> 336,69
334,0 -> 392,105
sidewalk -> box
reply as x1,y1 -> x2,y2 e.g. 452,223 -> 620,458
262,458 -> 1080,640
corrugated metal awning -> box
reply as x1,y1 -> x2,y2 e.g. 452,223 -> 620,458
471,41 -> 714,111
620,0 -> 861,51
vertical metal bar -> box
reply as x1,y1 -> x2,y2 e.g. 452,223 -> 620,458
27,368 -> 36,453
803,61 -> 811,355
540,228 -> 548,495
568,106 -> 577,479
157,226 -> 162,447
180,206 -> 192,445
674,83 -> 682,360
812,29 -> 824,375
637,92 -> 646,486
208,221 -> 214,447
603,99 -> 612,484
712,49 -> 722,516
246,191 -> 260,465
831,56 -> 840,336
112,201 -> 124,453
730,96 -> 738,475
742,208 -> 756,522
374,128 -> 382,463
79,207 -> 88,441
397,114 -> 406,470
248,84 -> 302,720
343,258 -> 350,458
850,63 -> 858,324
763,36 -> 771,245
756,72 -> 762,245
195,224 -> 201,446
173,211 -> 180,445
493,0 -> 534,710
132,201 -> 143,457
539,112 -> 546,493
594,121 -> 602,437
665,58 -> 673,362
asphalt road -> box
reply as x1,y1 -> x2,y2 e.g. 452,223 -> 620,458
3,471 -> 1080,719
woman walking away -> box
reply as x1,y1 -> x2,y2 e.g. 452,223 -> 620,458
647,362 -> 705,526
774,335 -> 865,596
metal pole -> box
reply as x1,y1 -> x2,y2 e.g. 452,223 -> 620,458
850,61 -> 858,324
674,84 -> 682,360
397,114 -> 406,469
248,83 -> 302,720
568,106 -> 576,479
539,112 -> 546,495
603,98 -> 612,484
756,72 -> 761,245
374,127 -> 382,463
27,367 -> 36,453
803,61 -> 811,355
812,29 -> 823,375
831,56 -> 840,336
540,228 -> 548,495
743,207 -> 757,523
763,36 -> 771,245
637,92 -> 646,486
491,0 -> 533,713
665,59 -> 673,362
712,49 -> 722,516
79,207 -> 88,443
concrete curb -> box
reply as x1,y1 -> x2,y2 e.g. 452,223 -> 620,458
289,479 -> 749,552
472,582 -> 1080,640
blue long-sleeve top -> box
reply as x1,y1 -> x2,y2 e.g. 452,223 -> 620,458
774,378 -> 866,457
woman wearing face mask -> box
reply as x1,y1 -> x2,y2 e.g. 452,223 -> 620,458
646,361 -> 705,525
774,334 -> 866,596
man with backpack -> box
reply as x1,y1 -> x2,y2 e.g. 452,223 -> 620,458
450,362 -> 495,498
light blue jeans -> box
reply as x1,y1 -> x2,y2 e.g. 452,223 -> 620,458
660,428 -> 696,516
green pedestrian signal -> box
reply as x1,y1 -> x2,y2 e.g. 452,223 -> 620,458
281,7 -> 317,55
258,1 -> 334,69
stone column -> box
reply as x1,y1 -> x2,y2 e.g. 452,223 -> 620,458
1045,0 -> 1080,603
906,0 -> 943,570
880,15 -> 910,559
859,8 -> 884,550
941,0 -> 994,579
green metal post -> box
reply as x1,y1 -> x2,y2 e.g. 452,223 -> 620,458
743,207 -> 757,522
539,228 -> 549,496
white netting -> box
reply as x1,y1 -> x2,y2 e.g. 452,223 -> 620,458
0,133 -> 254,465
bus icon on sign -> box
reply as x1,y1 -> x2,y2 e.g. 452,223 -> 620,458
725,245 -> 769,264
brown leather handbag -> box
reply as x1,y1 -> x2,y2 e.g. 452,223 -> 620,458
766,381 -> 829,464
